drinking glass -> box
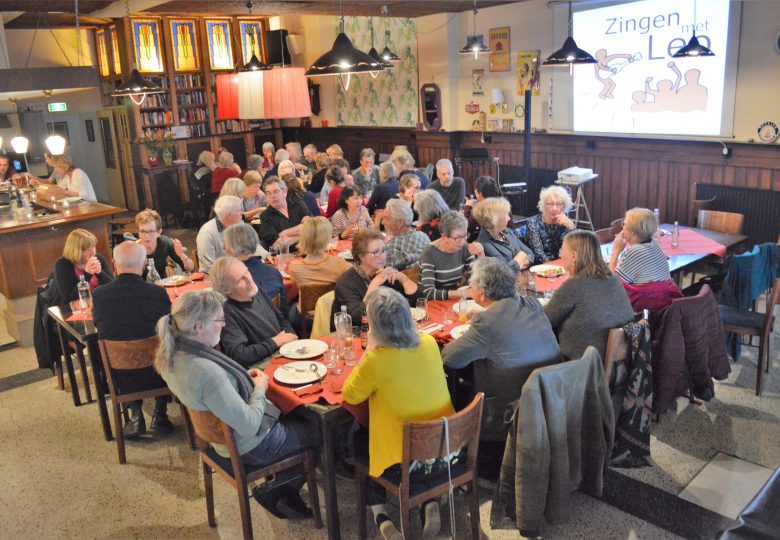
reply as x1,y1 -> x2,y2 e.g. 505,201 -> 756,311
544,290 -> 554,301
416,298 -> 428,322
324,343 -> 339,370
443,304 -> 454,325
343,346 -> 356,368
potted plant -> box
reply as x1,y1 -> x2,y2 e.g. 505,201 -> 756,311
139,129 -> 175,166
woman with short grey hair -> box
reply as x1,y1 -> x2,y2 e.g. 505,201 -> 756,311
442,257 -> 562,441
526,184 -> 575,262
413,189 -> 449,241
343,287 -> 454,539
352,148 -> 380,195
384,199 -> 431,271
474,197 -> 534,271
419,211 -> 482,300
366,161 -> 400,221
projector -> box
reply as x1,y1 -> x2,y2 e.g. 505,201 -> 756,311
557,166 -> 594,183
501,182 -> 527,193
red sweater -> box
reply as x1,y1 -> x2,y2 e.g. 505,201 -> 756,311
211,167 -> 238,193
326,186 -> 343,218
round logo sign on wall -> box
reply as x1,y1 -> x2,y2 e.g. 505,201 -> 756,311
757,121 -> 779,144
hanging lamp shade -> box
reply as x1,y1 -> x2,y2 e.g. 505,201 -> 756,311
305,30 -> 383,90
238,70 -> 265,119
216,73 -> 240,120
10,136 -> 29,154
263,67 -> 312,119
543,36 -> 596,65
242,54 -> 271,72
380,45 -> 400,63
368,47 -> 393,69
672,33 -> 715,58
460,35 -> 490,59
111,68 -> 165,105
45,135 -> 67,156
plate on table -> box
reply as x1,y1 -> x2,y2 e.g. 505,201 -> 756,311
457,285 -> 472,297
161,275 -> 191,287
529,264 -> 565,278
273,360 -> 328,385
279,339 -> 328,360
338,251 -> 354,260
453,299 -> 484,314
410,307 -> 426,321
450,324 -> 471,339
190,272 -> 205,281
173,159 -> 190,164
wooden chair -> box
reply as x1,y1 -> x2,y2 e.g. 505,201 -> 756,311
401,266 -> 421,285
698,210 -> 744,235
595,227 -> 616,244
690,196 -> 716,226
355,393 -> 485,540
270,293 -> 281,310
719,277 -> 780,396
186,408 -> 322,540
610,217 -> 624,235
98,336 -> 194,464
299,283 -> 336,337
190,248 -> 199,272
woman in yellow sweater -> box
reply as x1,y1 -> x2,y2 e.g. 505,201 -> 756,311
343,287 -> 454,540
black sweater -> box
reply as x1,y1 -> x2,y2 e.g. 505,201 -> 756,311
53,254 -> 114,302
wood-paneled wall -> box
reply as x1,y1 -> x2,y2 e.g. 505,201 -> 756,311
282,127 -> 780,230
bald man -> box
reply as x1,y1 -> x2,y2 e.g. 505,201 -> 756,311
92,241 -> 173,438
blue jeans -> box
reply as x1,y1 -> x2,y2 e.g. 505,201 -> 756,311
242,419 -> 318,490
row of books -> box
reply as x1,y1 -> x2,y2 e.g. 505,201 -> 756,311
179,108 -> 208,123
176,91 -> 206,105
139,93 -> 170,109
214,120 -> 246,134
141,110 -> 173,126
173,74 -> 203,88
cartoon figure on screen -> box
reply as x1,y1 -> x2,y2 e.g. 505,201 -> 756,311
630,61 -> 707,113
594,49 -> 640,100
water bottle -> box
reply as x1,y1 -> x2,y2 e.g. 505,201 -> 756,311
77,275 -> 91,312
360,309 -> 369,349
334,305 -> 352,358
146,258 -> 162,285
671,221 -> 679,248
653,208 -> 661,240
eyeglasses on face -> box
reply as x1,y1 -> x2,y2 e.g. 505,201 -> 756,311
545,201 -> 565,208
138,228 -> 160,235
448,233 -> 468,242
366,248 -> 386,257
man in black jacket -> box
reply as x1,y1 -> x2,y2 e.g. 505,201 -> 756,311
92,241 -> 173,438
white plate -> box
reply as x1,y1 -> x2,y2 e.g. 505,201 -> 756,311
529,264 -> 565,278
453,299 -> 484,314
410,307 -> 426,321
457,285 -> 472,297
338,251 -> 354,260
273,361 -> 328,385
450,324 -> 470,339
161,275 -> 191,287
173,159 -> 189,164
278,339 -> 328,360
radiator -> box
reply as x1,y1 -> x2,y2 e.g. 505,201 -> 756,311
695,183 -> 780,245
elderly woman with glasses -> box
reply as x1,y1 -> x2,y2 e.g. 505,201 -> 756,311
526,185 -> 575,262
155,289 -> 318,520
343,287 -> 454,539
332,229 -> 418,326
442,257 -> 561,440
134,209 -> 194,281
419,211 -> 483,300
473,197 -> 533,271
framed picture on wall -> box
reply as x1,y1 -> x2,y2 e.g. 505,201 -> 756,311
95,29 -> 110,78
489,27 -> 510,72
85,119 -> 95,142
169,19 -> 200,72
205,19 -> 234,70
131,18 -> 165,73
238,19 -> 264,65
109,26 -> 122,75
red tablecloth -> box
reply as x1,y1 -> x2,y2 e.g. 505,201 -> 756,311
657,228 -> 727,258
264,336 -> 368,426
424,299 -> 461,346
166,278 -> 211,303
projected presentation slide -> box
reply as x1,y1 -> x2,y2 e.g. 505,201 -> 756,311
571,0 -> 730,136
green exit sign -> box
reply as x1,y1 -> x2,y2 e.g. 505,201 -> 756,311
48,103 -> 67,112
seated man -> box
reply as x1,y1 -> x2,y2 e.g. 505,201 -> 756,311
258,176 -> 310,250
211,256 -> 298,368
428,158 -> 466,211
441,257 -> 562,440
92,241 -> 174,438
196,195 -> 243,274
384,198 -> 430,271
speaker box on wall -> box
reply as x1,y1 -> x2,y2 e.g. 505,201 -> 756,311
265,29 -> 292,65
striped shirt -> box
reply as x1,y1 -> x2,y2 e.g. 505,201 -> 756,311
330,207 -> 373,238
420,244 -> 475,300
615,241 -> 671,284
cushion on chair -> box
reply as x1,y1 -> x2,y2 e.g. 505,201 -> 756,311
718,305 -> 764,331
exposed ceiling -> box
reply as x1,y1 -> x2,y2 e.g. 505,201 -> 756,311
1,1 -> 523,29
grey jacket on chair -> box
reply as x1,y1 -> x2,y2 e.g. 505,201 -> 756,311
493,347 -> 615,534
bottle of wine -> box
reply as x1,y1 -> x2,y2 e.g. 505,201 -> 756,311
360,309 -> 369,349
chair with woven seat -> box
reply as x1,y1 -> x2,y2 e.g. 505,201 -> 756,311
299,283 -> 336,337
698,210 -> 744,235
355,393 -> 484,540
98,336 -> 194,464
186,408 -> 322,540
719,277 -> 780,396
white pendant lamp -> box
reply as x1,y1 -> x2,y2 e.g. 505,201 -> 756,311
11,136 -> 29,154
45,135 -> 67,156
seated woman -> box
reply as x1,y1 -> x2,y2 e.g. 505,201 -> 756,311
343,287 -> 454,539
464,175 -> 502,241
366,161 -> 399,224
413,189 -> 449,241
544,230 -> 635,360
240,171 -> 268,220
441,257 -> 561,440
210,151 -> 240,195
473,197 -> 533,271
609,207 -> 681,312
322,165 -> 348,218
135,209 -> 195,281
307,151 -> 329,195
260,141 -> 275,170
54,228 -> 114,301
332,229 -> 418,326
32,154 -> 97,201
282,173 -> 319,217
397,173 -> 421,221
155,289 -> 317,519
420,211 -> 482,300
224,222 -> 288,318
351,148 -> 380,195
526,185 -> 575,263
330,186 -> 372,240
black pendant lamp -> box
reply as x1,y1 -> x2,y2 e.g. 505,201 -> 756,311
379,5 -> 400,63
460,0 -> 490,59
673,1 -> 715,57
367,18 -> 393,77
543,1 -> 596,66
305,1 -> 384,91
111,0 -> 164,105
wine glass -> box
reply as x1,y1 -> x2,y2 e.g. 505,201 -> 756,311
416,298 -> 429,322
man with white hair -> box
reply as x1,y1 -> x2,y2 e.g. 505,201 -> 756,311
384,198 -> 431,270
196,195 -> 243,273
211,256 -> 297,368
92,241 -> 174,438
257,176 -> 309,249
299,143 -> 317,173
428,158 -> 466,211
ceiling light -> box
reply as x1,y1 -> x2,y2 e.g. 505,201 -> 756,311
45,135 -> 67,156
673,1 -> 715,58
263,67 -> 312,119
367,18 -> 393,78
543,1 -> 596,67
215,73 -> 239,119
111,0 -> 164,104
460,0 -> 491,60
379,6 -> 400,63
11,137 -> 29,154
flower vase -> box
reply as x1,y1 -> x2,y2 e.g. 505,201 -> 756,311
162,149 -> 173,166
148,153 -> 159,167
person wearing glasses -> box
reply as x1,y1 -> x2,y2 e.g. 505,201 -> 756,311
525,185 -> 575,262
257,176 -> 310,250
420,211 -> 483,300
135,209 -> 194,281
331,229 -> 418,328
473,198 -> 533,271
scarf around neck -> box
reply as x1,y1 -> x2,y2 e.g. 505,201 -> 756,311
176,337 -> 254,401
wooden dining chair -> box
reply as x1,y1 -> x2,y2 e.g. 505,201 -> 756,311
610,217 -> 624,235
186,408 -> 322,540
98,336 -> 195,464
719,277 -> 780,396
698,210 -> 744,235
299,283 -> 336,337
355,393 -> 484,540
270,293 -> 281,310
401,266 -> 421,285
690,196 -> 716,227
595,227 -> 616,245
